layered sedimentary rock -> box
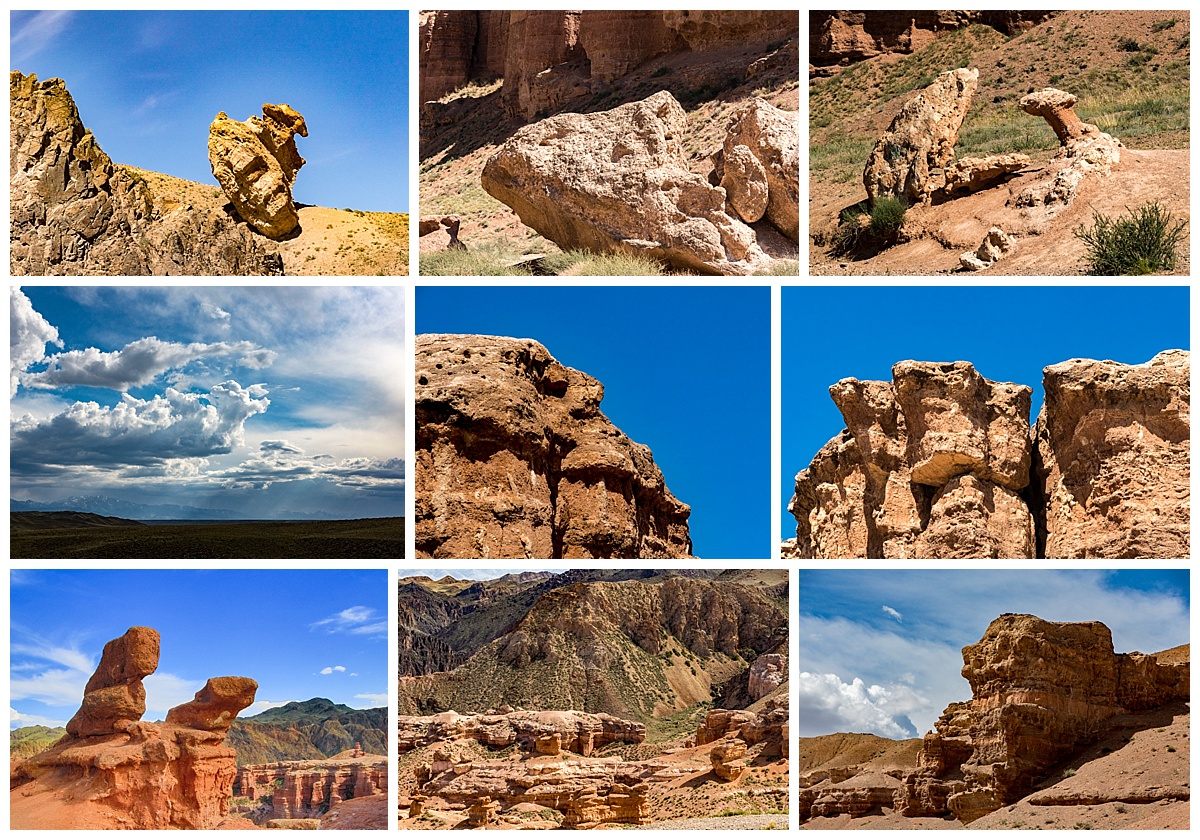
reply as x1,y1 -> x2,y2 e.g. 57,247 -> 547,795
717,99 -> 800,241
416,334 -> 691,558
694,698 -> 789,754
236,755 -> 388,819
1015,88 -> 1123,209
10,72 -> 281,275
482,91 -> 769,275
788,361 -> 1035,559
863,68 -> 978,204
894,614 -> 1189,823
502,11 -> 586,121
396,710 -> 646,756
208,104 -> 308,238
11,627 -> 256,829
788,352 -> 1189,559
1034,350 -> 1189,558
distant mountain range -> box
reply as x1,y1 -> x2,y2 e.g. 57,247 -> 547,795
10,495 -> 337,521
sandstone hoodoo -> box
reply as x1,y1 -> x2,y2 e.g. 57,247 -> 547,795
786,351 -> 1190,559
396,569 -> 790,829
800,614 -> 1190,827
415,334 -> 691,559
10,626 -> 258,830
208,104 -> 309,238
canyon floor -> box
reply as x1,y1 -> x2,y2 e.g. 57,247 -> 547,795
810,10 -> 1190,275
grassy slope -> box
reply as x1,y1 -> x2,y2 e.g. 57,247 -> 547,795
811,12 -> 1190,187
10,517 -> 404,559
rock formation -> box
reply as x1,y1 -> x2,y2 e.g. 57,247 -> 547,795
748,652 -> 788,701
396,710 -> 646,756
415,334 -> 691,558
942,153 -> 1030,196
787,360 -> 1035,559
716,99 -> 800,241
787,352 -> 1189,559
208,104 -> 308,238
959,226 -> 1015,271
894,614 -> 1189,823
863,68 -> 978,205
481,91 -> 771,275
1034,350 -> 1189,558
236,754 -> 387,820
1015,88 -> 1123,209
10,71 -> 282,275
10,627 -> 257,830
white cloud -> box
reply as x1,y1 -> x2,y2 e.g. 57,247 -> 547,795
798,671 -> 922,740
246,699 -> 299,716
11,287 -> 61,396
23,337 -> 276,392
320,665 -> 347,675
311,606 -> 387,637
11,11 -> 73,61
143,672 -> 205,720
10,707 -> 68,730
882,605 -> 903,622
9,667 -> 87,707
352,693 -> 387,707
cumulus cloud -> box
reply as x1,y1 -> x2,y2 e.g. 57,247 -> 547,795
882,605 -> 903,622
10,707 -> 68,729
210,443 -> 404,492
143,673 -> 205,720
11,381 -> 270,469
353,693 -> 387,707
246,699 -> 298,715
311,607 -> 387,637
320,665 -> 347,675
11,288 -> 61,396
23,337 -> 276,392
798,671 -> 921,739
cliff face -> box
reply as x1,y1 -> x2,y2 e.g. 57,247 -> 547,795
10,72 -> 282,276
419,10 -> 797,119
236,754 -> 387,820
787,351 -> 1190,559
416,334 -> 691,559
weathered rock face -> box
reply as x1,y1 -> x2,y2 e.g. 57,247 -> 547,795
419,10 -> 481,103
942,153 -> 1030,196
719,99 -> 799,241
208,103 -> 308,238
893,614 -> 1189,823
959,226 -> 1015,271
416,334 -> 691,558
863,68 -> 978,205
236,755 -> 388,820
788,352 -> 1189,559
502,11 -> 586,121
695,698 -> 789,755
1034,350 -> 1189,558
11,627 -> 257,829
748,652 -> 788,700
1015,87 -> 1123,209
482,91 -> 769,275
788,360 -> 1035,559
396,710 -> 646,757
10,72 -> 282,276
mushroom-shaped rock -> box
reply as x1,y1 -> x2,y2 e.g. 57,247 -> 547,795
66,626 -> 160,738
1019,88 -> 1090,144
208,104 -> 308,238
166,676 -> 259,733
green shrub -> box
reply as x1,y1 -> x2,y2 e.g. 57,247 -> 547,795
1074,202 -> 1187,275
1152,18 -> 1178,32
1116,36 -> 1142,52
869,196 -> 908,237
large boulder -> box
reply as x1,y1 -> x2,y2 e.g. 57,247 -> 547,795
416,334 -> 691,559
719,99 -> 799,241
208,104 -> 308,238
863,67 -> 978,204
65,626 -> 160,738
1034,350 -> 1189,558
481,91 -> 768,275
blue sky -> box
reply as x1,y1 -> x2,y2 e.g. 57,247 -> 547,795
782,285 -> 1190,538
800,569 -> 1190,740
11,569 -> 388,730
11,286 -> 404,519
11,10 -> 408,212
417,286 -> 771,559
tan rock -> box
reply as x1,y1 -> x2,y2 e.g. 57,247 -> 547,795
710,738 -> 749,781
942,153 -> 1030,195
812,772 -> 901,817
959,226 -> 1015,271
416,334 -> 691,558
237,755 -> 387,820
502,11 -> 585,120
1015,87 -> 1122,209
481,91 -> 769,275
1019,87 -> 1090,144
863,68 -> 978,204
418,11 -> 479,103
747,652 -> 787,700
397,709 -> 646,756
1035,350 -> 1189,558
661,10 -> 799,50
720,99 -> 800,241
208,103 -> 308,238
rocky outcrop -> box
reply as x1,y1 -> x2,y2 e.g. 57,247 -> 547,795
788,360 -> 1035,559
788,352 -> 1189,559
11,627 -> 256,829
419,10 -> 483,103
416,334 -> 691,558
748,652 -> 788,700
1015,88 -> 1123,209
10,72 -> 282,276
942,153 -> 1030,196
893,614 -> 1189,823
236,754 -> 387,820
959,226 -> 1015,271
710,738 -> 749,781
208,104 -> 308,238
481,91 -> 770,275
695,698 -> 789,755
717,99 -> 799,241
1034,350 -> 1189,558
863,68 -> 978,205
396,710 -> 646,756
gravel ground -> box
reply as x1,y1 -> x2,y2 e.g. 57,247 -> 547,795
629,814 -> 788,830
